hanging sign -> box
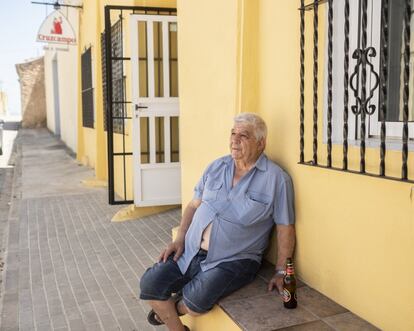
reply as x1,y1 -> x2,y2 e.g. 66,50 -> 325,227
36,10 -> 76,45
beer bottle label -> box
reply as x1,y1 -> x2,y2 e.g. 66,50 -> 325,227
282,288 -> 291,302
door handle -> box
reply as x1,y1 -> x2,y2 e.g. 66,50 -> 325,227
134,104 -> 148,118
135,104 -> 148,111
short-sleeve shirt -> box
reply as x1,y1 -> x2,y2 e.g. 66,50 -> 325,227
177,153 -> 295,274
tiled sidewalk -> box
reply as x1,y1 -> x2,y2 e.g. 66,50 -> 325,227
0,129 -> 180,331
2,190 -> 181,331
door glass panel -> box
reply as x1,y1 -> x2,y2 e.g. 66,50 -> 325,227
153,21 -> 164,97
155,117 -> 165,163
170,116 -> 179,162
169,22 -> 179,97
140,117 -> 149,164
138,21 -> 148,97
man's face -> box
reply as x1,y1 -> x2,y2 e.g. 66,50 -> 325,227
230,123 -> 264,163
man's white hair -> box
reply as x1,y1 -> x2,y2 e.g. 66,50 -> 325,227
234,113 -> 267,141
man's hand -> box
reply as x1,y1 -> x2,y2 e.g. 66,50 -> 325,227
271,224 -> 295,297
158,239 -> 185,263
268,273 -> 284,296
157,198 -> 201,263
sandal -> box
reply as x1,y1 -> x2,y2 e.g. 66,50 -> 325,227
147,292 -> 184,326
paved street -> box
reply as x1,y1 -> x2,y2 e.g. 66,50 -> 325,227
0,128 -> 180,331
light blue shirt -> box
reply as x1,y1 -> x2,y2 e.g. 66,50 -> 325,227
177,154 -> 295,273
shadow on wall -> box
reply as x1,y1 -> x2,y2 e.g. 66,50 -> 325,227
15,57 -> 47,128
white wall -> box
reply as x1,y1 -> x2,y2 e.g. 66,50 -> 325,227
44,2 -> 79,153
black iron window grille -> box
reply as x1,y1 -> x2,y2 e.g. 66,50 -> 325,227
299,0 -> 414,183
81,47 -> 94,128
101,19 -> 125,134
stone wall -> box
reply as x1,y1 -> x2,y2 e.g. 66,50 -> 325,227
15,57 -> 46,128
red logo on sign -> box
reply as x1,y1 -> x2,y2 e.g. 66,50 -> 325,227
51,17 -> 63,35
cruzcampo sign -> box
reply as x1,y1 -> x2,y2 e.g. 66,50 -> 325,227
36,10 -> 76,45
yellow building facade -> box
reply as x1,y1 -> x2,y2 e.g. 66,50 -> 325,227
177,1 -> 414,331
77,0 -> 414,330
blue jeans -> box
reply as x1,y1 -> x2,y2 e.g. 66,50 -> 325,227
139,249 -> 260,313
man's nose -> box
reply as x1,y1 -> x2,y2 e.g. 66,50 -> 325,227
231,135 -> 241,143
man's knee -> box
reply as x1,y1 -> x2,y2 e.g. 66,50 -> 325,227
139,268 -> 154,294
139,267 -> 168,300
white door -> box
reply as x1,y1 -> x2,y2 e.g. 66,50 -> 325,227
130,14 -> 181,206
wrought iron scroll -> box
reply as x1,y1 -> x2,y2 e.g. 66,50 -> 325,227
327,0 -> 333,167
343,0 -> 350,170
313,0 -> 319,165
379,0 -> 389,176
300,0 -> 305,164
402,0 -> 411,180
349,0 -> 380,173
349,47 -> 380,116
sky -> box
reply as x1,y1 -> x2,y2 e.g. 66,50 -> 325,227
0,0 -> 52,115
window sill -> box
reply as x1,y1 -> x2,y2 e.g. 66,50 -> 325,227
330,138 -> 414,152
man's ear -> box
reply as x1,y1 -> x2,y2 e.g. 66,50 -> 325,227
258,137 -> 266,151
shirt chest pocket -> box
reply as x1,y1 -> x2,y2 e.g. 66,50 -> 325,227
202,182 -> 223,201
231,190 -> 271,225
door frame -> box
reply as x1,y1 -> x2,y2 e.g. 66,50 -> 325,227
103,5 -> 176,205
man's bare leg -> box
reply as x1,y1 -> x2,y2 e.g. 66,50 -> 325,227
148,299 -> 186,331
176,300 -> 202,317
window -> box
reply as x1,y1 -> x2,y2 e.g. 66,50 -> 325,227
300,0 -> 414,182
328,0 -> 414,143
81,47 -> 94,128
369,0 -> 414,138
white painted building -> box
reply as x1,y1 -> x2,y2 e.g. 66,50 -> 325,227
43,1 -> 81,153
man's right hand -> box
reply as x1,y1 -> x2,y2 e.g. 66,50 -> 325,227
157,198 -> 200,264
158,239 -> 185,263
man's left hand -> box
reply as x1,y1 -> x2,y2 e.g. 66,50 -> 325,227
268,273 -> 284,296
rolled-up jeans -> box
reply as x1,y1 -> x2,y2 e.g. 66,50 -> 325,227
140,249 -> 261,313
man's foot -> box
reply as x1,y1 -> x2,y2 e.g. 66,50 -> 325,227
147,310 -> 163,325
147,293 -> 184,326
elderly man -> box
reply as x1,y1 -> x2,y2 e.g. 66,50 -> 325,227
140,113 -> 295,331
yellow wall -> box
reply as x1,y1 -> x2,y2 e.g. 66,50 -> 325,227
178,0 -> 241,203
177,1 -> 414,330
